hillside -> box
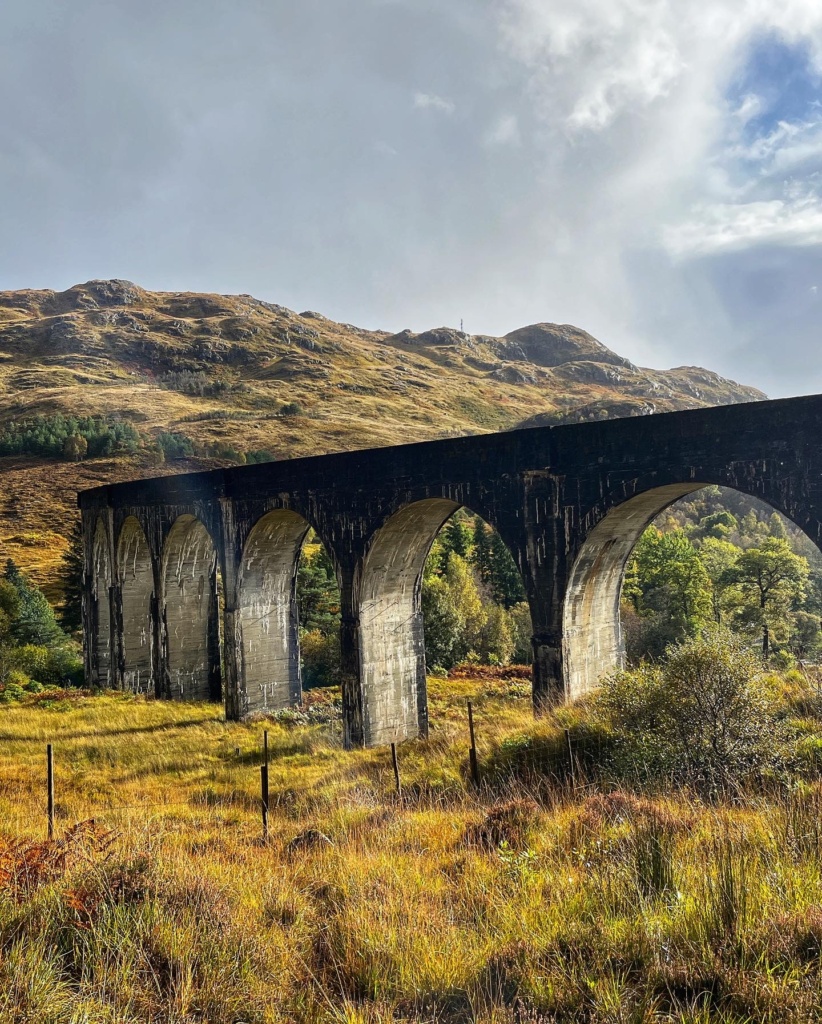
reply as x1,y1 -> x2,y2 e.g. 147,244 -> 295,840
0,279 -> 764,596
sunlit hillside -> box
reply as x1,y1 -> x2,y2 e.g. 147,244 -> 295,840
0,279 -> 764,596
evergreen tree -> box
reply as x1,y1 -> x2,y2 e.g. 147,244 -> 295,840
487,529 -> 525,608
471,518 -> 492,588
442,516 -> 472,559
60,517 -> 85,634
727,538 -> 810,658
297,544 -> 340,633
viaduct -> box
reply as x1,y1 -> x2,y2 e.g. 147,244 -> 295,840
78,393 -> 822,748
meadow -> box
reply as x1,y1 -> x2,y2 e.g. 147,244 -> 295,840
4,672 -> 822,1023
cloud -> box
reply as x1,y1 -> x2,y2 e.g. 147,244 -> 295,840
7,1 -> 822,399
663,194 -> 822,256
484,114 -> 521,146
413,91 -> 455,114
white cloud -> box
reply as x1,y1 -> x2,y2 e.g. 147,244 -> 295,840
663,194 -> 822,256
413,91 -> 455,114
484,113 -> 521,146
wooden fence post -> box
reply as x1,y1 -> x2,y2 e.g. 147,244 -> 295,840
260,730 -> 270,842
46,743 -> 54,840
468,701 -> 479,786
391,742 -> 401,795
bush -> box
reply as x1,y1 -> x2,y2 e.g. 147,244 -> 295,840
300,628 -> 341,688
594,626 -> 787,794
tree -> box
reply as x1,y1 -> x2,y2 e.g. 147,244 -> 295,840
60,517 -> 85,634
596,627 -> 783,793
471,518 -> 492,588
623,527 -> 713,659
421,552 -> 484,669
62,434 -> 88,462
487,529 -> 525,608
727,538 -> 810,658
698,537 -> 740,623
297,543 -> 339,633
441,516 -> 472,560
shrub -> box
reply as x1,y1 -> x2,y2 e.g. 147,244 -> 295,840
594,626 -> 787,794
280,402 -> 303,417
300,628 -> 341,688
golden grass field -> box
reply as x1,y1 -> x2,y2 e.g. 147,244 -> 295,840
4,673 -> 822,1023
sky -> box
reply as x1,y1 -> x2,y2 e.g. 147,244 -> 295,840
2,1 -> 822,397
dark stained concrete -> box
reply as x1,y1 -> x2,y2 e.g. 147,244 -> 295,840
79,393 -> 822,746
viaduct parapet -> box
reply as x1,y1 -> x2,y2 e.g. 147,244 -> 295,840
78,394 -> 822,747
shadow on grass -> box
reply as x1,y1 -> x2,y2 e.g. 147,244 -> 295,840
0,716 -> 218,742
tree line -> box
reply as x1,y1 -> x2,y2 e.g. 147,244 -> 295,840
624,486 -> 822,667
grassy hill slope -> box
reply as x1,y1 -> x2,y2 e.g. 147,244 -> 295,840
0,279 -> 765,595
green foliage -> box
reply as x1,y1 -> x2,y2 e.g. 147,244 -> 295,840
595,627 -> 787,793
471,518 -> 493,588
245,449 -> 275,464
441,516 -> 472,559
624,527 -> 713,660
422,537 -> 531,671
297,542 -> 341,687
59,517 -> 84,635
487,529 -> 526,607
280,402 -> 303,416
300,628 -> 341,688
0,560 -> 82,693
725,537 -> 809,658
155,431 -> 194,460
625,498 -> 821,665
0,414 -> 140,460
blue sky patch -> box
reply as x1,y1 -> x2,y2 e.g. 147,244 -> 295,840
730,33 -> 822,137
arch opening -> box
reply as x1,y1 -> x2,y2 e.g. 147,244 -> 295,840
296,530 -> 342,690
91,518 -> 112,687
358,500 -> 532,746
237,509 -> 311,715
117,516 -> 154,695
162,515 -> 220,702
563,483 -> 822,698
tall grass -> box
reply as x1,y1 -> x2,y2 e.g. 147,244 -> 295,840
2,676 -> 822,1021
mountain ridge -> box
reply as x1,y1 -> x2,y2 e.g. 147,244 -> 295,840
0,279 -> 765,596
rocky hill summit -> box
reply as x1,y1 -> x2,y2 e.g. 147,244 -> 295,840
0,279 -> 764,592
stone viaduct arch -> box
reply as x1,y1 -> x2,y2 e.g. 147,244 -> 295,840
161,514 -> 220,703
89,517 -> 113,688
116,516 -> 154,695
79,393 -> 822,746
236,508 -> 310,717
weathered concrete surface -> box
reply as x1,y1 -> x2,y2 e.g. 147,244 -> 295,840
358,498 -> 459,746
116,516 -> 154,695
237,509 -> 307,716
79,393 -> 822,746
161,515 -> 219,702
90,517 -> 112,688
